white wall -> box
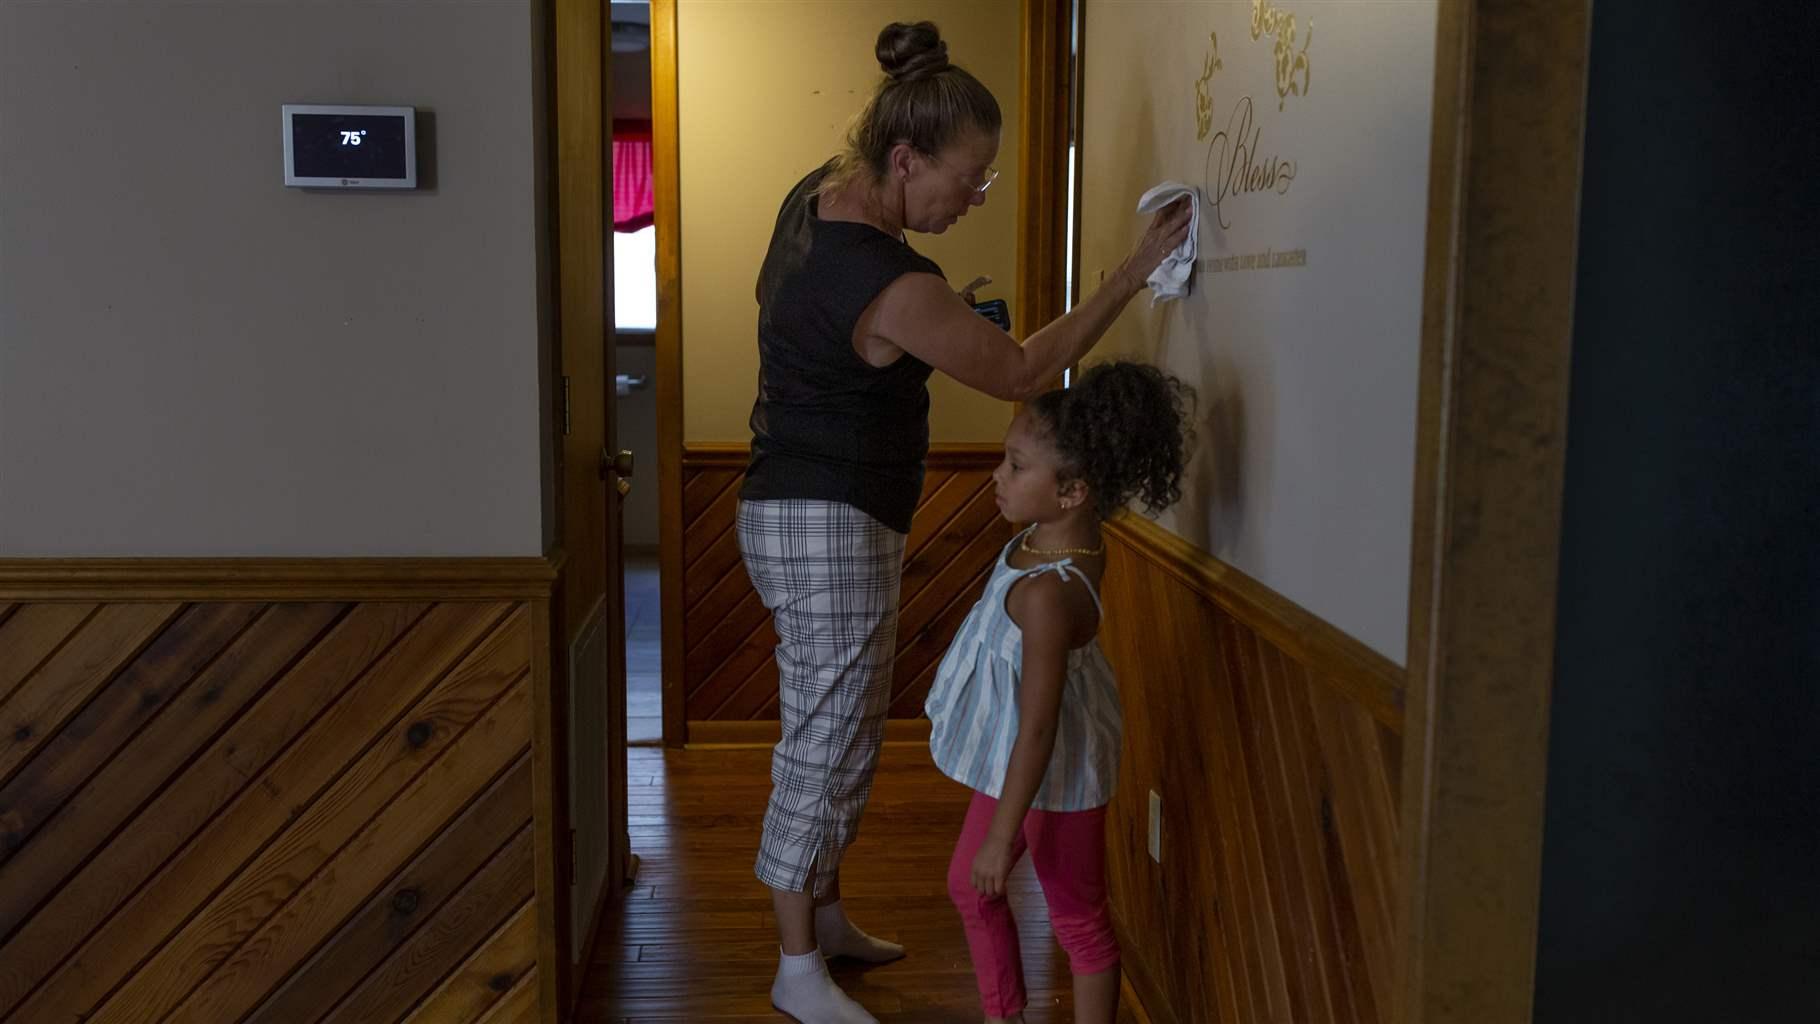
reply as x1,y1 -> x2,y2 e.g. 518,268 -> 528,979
0,1 -> 548,557
1079,1 -> 1437,662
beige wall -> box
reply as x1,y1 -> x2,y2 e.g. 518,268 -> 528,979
677,0 -> 1020,443
1078,1 -> 1436,662
0,2 -> 548,557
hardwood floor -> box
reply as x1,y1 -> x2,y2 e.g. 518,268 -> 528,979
578,745 -> 1141,1023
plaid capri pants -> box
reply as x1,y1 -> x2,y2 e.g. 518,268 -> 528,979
736,498 -> 907,897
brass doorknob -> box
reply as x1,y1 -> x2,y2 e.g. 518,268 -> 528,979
602,449 -> 634,496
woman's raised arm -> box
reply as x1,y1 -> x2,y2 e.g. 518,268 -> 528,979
856,198 -> 1192,400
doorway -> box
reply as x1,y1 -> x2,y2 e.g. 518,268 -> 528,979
608,0 -> 664,747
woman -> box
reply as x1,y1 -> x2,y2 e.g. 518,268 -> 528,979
737,21 -> 1190,1024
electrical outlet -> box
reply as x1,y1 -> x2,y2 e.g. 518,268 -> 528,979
1148,789 -> 1163,863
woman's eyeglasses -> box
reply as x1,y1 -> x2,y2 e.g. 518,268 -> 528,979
968,166 -> 1001,193
923,150 -> 999,194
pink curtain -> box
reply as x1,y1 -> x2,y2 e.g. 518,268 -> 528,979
613,122 -> 654,233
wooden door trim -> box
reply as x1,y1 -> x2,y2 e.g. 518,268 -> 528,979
0,554 -> 560,601
528,593 -> 566,1024
656,1 -> 1068,745
651,0 -> 687,750
1016,0 -> 1074,342
547,0 -> 616,1015
1397,2 -> 1592,1020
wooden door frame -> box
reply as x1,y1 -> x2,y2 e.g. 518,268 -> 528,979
545,0 -> 632,1017
1016,0 -> 1075,342
650,0 -> 687,748
1054,1 -> 1593,1019
647,1 -> 1066,747
1397,2 -> 1591,1020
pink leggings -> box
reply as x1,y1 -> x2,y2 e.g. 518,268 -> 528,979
947,791 -> 1120,1017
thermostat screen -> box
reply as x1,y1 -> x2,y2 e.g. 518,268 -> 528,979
290,113 -> 408,180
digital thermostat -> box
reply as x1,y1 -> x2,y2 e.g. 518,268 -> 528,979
282,104 -> 417,189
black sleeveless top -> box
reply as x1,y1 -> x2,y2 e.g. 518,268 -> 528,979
740,166 -> 946,533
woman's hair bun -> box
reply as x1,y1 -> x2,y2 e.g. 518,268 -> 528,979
876,21 -> 949,82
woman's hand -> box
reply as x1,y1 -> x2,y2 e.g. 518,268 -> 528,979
1114,196 -> 1194,292
958,275 -> 991,306
971,834 -> 1017,898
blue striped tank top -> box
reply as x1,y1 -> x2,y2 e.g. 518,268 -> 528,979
924,527 -> 1122,811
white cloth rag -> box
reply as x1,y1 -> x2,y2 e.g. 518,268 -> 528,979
1135,181 -> 1201,306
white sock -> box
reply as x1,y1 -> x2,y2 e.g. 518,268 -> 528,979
814,900 -> 906,963
771,948 -> 877,1024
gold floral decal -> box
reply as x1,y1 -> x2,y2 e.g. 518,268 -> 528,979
1194,31 -> 1223,141
1251,0 -> 1312,111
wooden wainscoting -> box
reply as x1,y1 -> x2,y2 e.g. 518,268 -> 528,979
0,561 -> 556,1024
677,444 -> 1015,741
1098,518 -> 1405,1024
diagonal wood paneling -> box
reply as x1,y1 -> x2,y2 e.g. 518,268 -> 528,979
0,603 -> 184,785
404,900 -> 539,1022
1098,517 -> 1404,1024
679,445 -> 1017,726
319,824 -> 537,1024
0,595 -> 544,1024
0,602 -> 271,864
0,604 -> 97,709
247,758 -> 533,1023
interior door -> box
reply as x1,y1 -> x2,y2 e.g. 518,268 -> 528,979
553,0 -> 630,991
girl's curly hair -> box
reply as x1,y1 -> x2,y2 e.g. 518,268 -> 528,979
1027,361 -> 1196,521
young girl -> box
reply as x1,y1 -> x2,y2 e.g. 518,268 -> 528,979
925,361 -> 1194,1023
